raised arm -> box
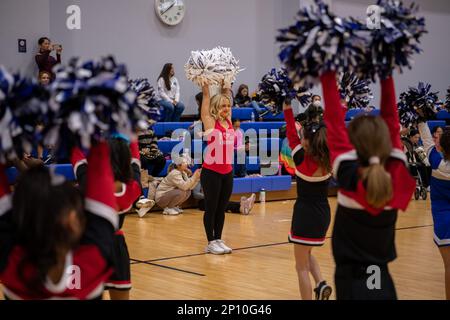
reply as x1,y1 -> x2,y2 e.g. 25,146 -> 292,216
283,103 -> 302,152
380,76 -> 402,150
130,138 -> 142,187
417,122 -> 434,156
85,142 -> 118,230
321,71 -> 354,164
170,170 -> 201,191
0,163 -> 13,274
201,84 -> 216,132
222,76 -> 233,121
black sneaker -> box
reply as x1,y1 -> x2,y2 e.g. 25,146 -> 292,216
314,281 -> 332,300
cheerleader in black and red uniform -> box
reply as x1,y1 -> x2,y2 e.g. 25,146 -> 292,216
283,101 -> 333,300
321,71 -> 416,300
71,136 -> 141,300
0,142 -> 117,299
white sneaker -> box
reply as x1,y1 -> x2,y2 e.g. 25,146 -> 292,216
174,206 -> 184,213
216,240 -> 232,254
163,207 -> 179,215
136,199 -> 155,218
205,241 -> 225,255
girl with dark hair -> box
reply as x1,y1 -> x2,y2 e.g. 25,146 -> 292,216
35,37 -> 62,81
283,100 -> 332,300
0,142 -> 118,299
234,84 -> 268,119
70,136 -> 142,300
322,71 -> 416,300
156,63 -> 185,122
418,123 -> 450,299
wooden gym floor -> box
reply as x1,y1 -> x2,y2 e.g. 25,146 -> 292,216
1,196 -> 444,300
122,196 -> 443,300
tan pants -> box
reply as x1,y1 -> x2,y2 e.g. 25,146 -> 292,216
156,189 -> 191,208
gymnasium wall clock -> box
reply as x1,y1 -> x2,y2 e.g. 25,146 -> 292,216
155,0 -> 186,26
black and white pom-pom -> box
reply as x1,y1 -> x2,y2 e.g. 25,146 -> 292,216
258,68 -> 297,109
0,66 -> 49,162
296,87 -> 312,108
277,0 -> 368,88
339,73 -> 373,109
129,78 -> 162,121
445,87 -> 450,111
398,82 -> 439,127
185,46 -> 244,86
45,56 -> 148,158
365,0 -> 427,80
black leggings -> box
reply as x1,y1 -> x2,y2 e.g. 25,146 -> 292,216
201,168 -> 234,242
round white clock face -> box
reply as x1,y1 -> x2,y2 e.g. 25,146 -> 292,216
155,0 -> 186,26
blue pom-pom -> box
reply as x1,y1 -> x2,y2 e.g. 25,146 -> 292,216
365,0 -> 427,80
339,73 -> 373,109
45,56 -> 148,159
296,86 -> 312,108
277,0 -> 368,88
398,82 -> 439,127
0,66 -> 49,162
257,68 -> 297,111
129,78 -> 162,122
445,87 -> 450,111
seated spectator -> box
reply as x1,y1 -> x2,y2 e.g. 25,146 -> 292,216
38,71 -> 51,86
234,84 -> 269,120
138,128 -> 166,177
35,37 -> 62,81
311,95 -> 322,107
156,63 -> 185,122
155,155 -> 201,215
402,129 -> 430,188
193,182 -> 256,215
432,126 -> 444,141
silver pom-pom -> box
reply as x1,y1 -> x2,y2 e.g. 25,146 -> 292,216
185,46 -> 244,86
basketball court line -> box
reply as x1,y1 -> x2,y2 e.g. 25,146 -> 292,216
128,224 -> 434,276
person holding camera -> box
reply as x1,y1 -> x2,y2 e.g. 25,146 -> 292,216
35,37 -> 62,81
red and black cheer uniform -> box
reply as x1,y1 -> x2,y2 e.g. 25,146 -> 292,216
284,108 -> 332,246
0,142 -> 118,299
71,140 -> 141,291
322,71 -> 416,300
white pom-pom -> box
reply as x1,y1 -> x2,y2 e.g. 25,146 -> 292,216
185,46 -> 244,86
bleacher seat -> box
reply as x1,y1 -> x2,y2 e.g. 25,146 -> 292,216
158,140 -> 186,155
436,110 -> 450,120
262,112 -> 285,121
6,164 -> 75,185
232,108 -> 284,121
255,138 -> 282,154
345,109 -> 363,121
232,175 -> 292,194
428,120 -> 446,132
232,108 -> 254,121
240,122 -> 285,133
153,122 -> 193,137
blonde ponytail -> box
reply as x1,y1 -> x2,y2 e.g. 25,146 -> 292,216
348,115 -> 394,209
361,162 -> 393,209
